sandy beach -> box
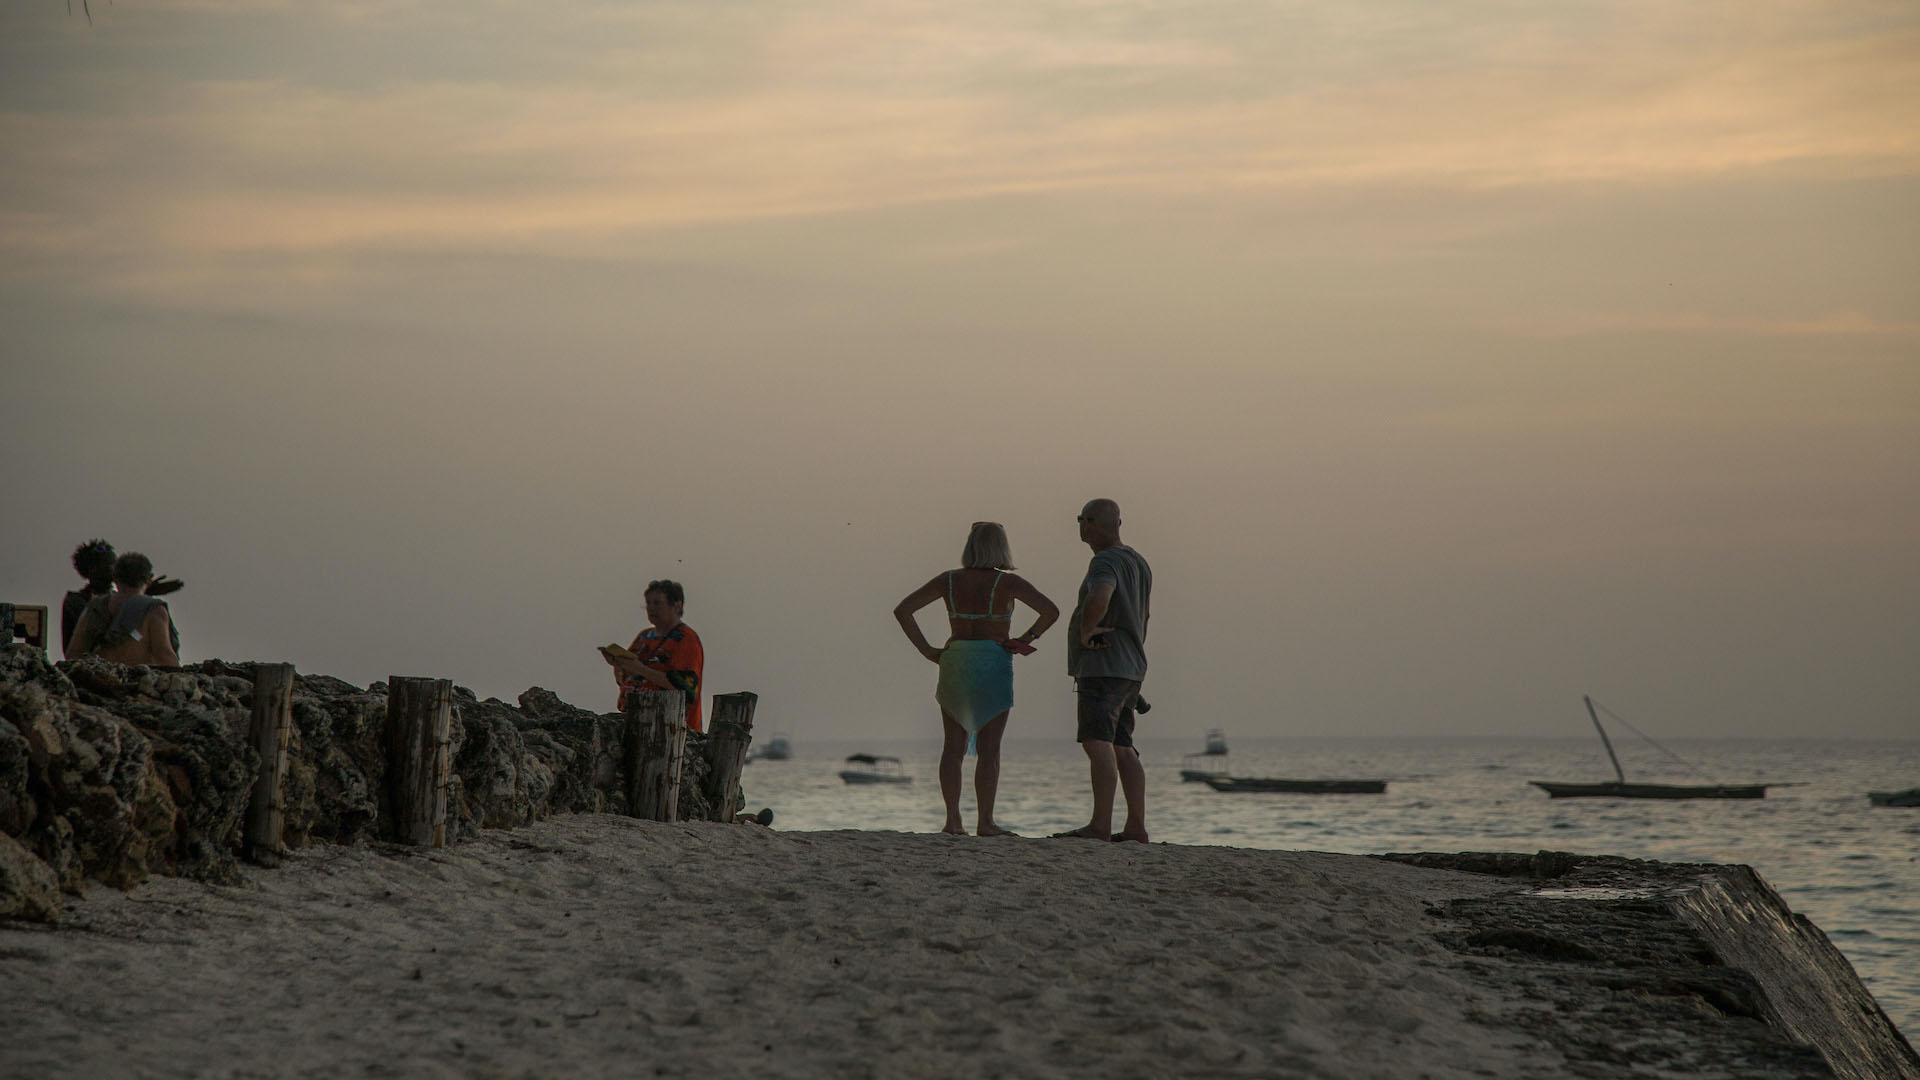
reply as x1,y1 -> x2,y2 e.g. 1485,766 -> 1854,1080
9,815 -> 1904,1080
0,817 -> 1537,1079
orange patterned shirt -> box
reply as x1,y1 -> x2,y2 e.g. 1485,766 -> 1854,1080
616,623 -> 704,732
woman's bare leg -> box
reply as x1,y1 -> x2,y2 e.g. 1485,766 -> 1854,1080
973,712 -> 1013,836
938,712 -> 968,835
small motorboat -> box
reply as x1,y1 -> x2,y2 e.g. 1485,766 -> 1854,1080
1180,728 -> 1230,782
748,733 -> 792,763
839,754 -> 912,785
1868,787 -> 1920,807
1203,776 -> 1386,794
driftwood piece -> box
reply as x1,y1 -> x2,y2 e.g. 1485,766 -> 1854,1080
624,693 -> 687,822
245,663 -> 295,866
386,676 -> 452,846
704,691 -> 759,822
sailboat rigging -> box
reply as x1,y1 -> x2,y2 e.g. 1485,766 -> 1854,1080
1530,696 -> 1773,800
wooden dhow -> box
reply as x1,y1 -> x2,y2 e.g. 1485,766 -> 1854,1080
1532,696 -> 1777,800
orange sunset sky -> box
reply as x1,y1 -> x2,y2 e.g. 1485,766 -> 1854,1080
3,0 -> 1916,739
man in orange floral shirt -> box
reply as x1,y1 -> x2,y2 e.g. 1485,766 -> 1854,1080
603,579 -> 705,732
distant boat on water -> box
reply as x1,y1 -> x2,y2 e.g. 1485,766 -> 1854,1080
1531,696 -> 1775,800
838,754 -> 912,785
1203,777 -> 1386,795
748,733 -> 792,763
1868,788 -> 1920,807
1179,728 -> 1231,782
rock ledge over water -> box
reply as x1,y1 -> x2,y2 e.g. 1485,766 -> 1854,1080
1380,851 -> 1918,1079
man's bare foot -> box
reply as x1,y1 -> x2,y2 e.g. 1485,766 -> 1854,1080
1111,830 -> 1149,844
1048,825 -> 1110,840
941,822 -> 968,836
977,823 -> 1018,837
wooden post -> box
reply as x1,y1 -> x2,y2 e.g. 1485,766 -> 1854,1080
245,663 -> 295,866
386,677 -> 453,846
624,693 -> 687,822
16,606 -> 49,652
704,691 -> 758,822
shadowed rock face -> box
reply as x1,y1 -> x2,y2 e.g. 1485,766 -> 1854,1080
0,645 -> 733,918
1378,851 -> 1920,1080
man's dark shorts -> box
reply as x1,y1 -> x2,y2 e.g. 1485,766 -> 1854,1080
1076,677 -> 1142,748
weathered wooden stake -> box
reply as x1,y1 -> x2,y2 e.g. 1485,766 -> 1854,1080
704,691 -> 759,822
624,693 -> 687,822
245,663 -> 295,866
386,676 -> 452,846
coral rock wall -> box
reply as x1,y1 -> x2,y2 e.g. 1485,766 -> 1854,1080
0,645 -> 721,919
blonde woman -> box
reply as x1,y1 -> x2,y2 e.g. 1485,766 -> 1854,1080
894,522 -> 1059,836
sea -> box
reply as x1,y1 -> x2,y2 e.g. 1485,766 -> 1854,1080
739,735 -> 1920,1037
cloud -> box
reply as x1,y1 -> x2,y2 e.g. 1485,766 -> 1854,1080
2,0 -> 1915,273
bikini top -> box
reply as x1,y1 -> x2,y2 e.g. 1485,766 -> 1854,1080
946,570 -> 1012,620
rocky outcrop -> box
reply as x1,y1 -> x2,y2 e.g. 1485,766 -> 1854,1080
0,645 -> 738,920
1378,851 -> 1920,1080
0,831 -> 61,920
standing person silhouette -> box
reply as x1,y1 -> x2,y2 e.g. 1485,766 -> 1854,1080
894,522 -> 1059,836
1055,499 -> 1153,843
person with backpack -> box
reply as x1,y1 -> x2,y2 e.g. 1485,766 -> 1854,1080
65,552 -> 181,666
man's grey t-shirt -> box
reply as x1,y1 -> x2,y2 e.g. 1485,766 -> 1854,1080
1067,545 -> 1151,681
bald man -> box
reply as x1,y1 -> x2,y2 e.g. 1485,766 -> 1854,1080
1056,498 -> 1153,843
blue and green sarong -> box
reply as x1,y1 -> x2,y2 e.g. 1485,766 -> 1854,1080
935,639 -> 1014,755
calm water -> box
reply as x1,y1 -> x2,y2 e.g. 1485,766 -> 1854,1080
740,735 -> 1920,1036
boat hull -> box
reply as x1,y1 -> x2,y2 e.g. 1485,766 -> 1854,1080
1868,788 -> 1920,807
1531,781 -> 1767,800
1204,777 -> 1387,794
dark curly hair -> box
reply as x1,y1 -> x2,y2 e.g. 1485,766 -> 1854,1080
71,539 -> 116,585
112,552 -> 155,589
645,579 -> 685,608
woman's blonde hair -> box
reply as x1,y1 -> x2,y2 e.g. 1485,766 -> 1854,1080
961,521 -> 1016,570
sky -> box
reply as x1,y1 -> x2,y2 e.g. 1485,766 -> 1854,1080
1,0 -> 1916,741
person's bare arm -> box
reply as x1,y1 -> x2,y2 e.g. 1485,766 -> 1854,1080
893,576 -> 948,663
65,618 -> 90,660
1005,575 -> 1060,645
146,607 -> 180,666
1078,581 -> 1116,649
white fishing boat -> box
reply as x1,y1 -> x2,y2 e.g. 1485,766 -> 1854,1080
1180,728 -> 1230,782
748,733 -> 792,763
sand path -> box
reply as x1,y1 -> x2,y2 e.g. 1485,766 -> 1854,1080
3,816 -> 1566,1079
